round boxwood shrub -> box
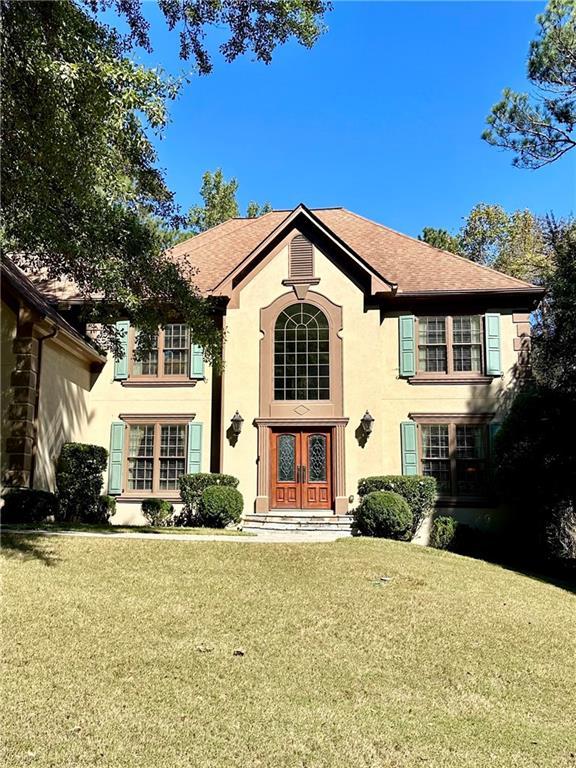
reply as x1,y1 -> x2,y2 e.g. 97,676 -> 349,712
357,475 -> 437,534
198,485 -> 243,528
1,488 -> 58,525
141,498 -> 174,527
429,516 -> 458,550
178,473 -> 239,525
353,491 -> 413,540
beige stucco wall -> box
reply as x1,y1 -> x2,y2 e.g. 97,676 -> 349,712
1,300 -> 17,487
80,351 -> 213,525
221,240 -> 519,521
34,340 -> 94,491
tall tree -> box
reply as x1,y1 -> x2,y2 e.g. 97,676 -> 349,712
483,0 -> 576,168
0,0 -> 328,359
418,227 -> 460,254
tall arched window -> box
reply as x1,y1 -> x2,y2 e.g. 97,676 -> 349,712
274,303 -> 329,400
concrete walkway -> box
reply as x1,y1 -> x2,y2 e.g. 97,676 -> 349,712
3,528 -> 350,544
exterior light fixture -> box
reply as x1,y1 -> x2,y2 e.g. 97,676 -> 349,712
231,411 -> 244,436
361,410 -> 374,435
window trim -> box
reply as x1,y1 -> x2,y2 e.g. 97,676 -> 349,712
127,325 -> 190,382
413,315 -> 487,382
120,415 -> 194,499
409,413 -> 494,504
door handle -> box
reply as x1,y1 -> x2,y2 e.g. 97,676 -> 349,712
301,465 -> 306,483
296,465 -> 301,483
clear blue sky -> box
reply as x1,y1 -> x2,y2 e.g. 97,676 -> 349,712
115,1 -> 574,237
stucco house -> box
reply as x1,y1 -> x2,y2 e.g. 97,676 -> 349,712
1,205 -> 543,532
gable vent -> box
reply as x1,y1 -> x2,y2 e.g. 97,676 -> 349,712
289,235 -> 314,279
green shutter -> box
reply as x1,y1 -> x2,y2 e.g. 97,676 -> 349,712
114,320 -> 130,380
190,343 -> 205,378
187,422 -> 203,474
108,421 -> 125,495
401,421 -> 418,475
485,313 -> 502,376
398,315 -> 416,377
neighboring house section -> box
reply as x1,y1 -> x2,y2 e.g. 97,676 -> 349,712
1,258 -> 106,491
13,205 -> 543,529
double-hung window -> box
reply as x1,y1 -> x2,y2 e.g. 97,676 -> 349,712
419,421 -> 487,498
130,324 -> 191,380
418,316 -> 483,376
126,421 -> 187,494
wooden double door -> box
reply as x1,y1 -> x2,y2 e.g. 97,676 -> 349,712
270,428 -> 332,509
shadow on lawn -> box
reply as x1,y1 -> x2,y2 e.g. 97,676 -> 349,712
1,533 -> 59,566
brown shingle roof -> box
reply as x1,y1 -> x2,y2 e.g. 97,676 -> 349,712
168,206 -> 540,295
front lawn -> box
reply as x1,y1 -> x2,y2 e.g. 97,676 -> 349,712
1,523 -> 252,536
1,536 -> 574,767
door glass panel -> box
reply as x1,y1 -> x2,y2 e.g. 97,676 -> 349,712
278,434 -> 296,482
308,434 -> 327,482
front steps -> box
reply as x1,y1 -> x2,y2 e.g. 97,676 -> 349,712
242,511 -> 353,534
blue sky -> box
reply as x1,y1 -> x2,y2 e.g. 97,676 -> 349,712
118,1 -> 574,237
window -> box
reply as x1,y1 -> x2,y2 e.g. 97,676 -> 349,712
274,303 -> 330,400
126,421 -> 187,494
130,324 -> 190,379
419,421 -> 487,497
418,316 -> 483,375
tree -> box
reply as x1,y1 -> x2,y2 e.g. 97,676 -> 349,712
483,0 -> 576,168
1,1 -> 328,360
418,228 -> 460,254
419,205 -> 551,283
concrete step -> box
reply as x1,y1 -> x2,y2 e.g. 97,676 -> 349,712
242,513 -> 353,533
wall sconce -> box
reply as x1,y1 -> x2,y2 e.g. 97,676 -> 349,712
230,411 -> 244,436
361,410 -> 374,435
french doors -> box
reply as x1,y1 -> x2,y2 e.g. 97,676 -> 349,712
270,429 -> 332,509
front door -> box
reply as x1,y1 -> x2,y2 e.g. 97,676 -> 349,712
270,429 -> 332,509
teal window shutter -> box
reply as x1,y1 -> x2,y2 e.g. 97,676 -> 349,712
485,313 -> 502,376
114,320 -> 130,380
398,316 -> 416,377
187,422 -> 203,474
190,342 -> 205,379
108,421 -> 125,495
400,421 -> 418,475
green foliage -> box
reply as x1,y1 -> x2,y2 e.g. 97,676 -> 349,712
141,498 -> 175,527
483,0 -> 576,167
97,495 -> 116,525
357,475 -> 437,534
55,443 -> 108,523
247,201 -> 273,219
1,489 -> 58,525
178,473 -> 239,525
353,491 -> 413,540
429,516 -> 458,550
198,486 -> 244,528
418,227 -> 461,254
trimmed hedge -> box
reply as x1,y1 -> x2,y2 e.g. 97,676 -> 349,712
56,443 -> 108,523
353,491 -> 413,540
358,475 -> 437,534
98,495 -> 116,525
198,485 -> 243,528
429,516 -> 458,550
178,473 -> 239,526
1,488 -> 58,524
141,498 -> 174,527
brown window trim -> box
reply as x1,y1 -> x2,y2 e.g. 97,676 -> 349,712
121,380 -> 200,389
410,413 -> 494,504
128,325 -> 192,382
121,415 -> 193,499
413,315 -> 485,381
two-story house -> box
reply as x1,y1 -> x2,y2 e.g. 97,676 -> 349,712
1,205 -> 543,533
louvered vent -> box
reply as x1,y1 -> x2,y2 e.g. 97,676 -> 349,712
289,235 -> 314,279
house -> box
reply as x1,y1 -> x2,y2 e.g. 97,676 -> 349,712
1,205 -> 543,532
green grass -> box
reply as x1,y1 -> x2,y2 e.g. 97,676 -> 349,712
1,522 -> 252,536
1,536 -> 574,768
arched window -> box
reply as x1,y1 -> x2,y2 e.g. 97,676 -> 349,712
274,303 -> 329,400
289,235 -> 314,278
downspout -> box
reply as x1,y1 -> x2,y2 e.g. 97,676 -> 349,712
29,323 -> 59,488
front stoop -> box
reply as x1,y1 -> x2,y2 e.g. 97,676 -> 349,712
242,512 -> 353,533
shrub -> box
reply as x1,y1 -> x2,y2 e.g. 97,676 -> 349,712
353,491 -> 413,540
97,495 -> 116,525
197,485 -> 243,528
429,516 -> 458,550
55,443 -> 108,523
1,488 -> 58,525
178,473 -> 239,526
357,475 -> 437,534
141,498 -> 174,527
